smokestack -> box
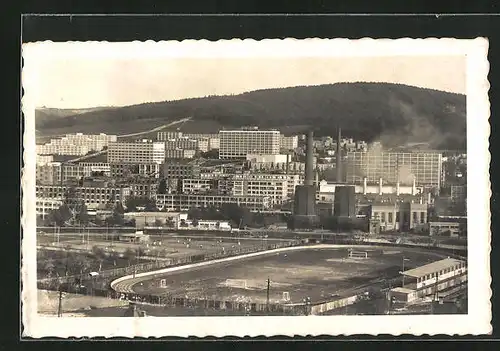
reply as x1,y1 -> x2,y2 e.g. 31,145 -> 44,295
412,177 -> 417,196
336,126 -> 342,182
305,130 -> 314,186
379,177 -> 383,195
285,154 -> 290,175
396,181 -> 400,196
363,177 -> 367,195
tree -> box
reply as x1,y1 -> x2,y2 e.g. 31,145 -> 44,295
47,209 -> 64,227
154,219 -> 163,227
43,259 -> 56,278
158,178 -> 167,194
92,245 -> 106,260
114,201 -> 125,215
192,218 -> 199,227
76,203 -> 89,226
124,248 -> 137,265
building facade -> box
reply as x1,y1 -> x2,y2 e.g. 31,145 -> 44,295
36,133 -> 117,156
345,151 -> 443,189
219,128 -> 281,159
163,161 -> 201,180
108,140 -> 165,164
164,149 -> 196,159
280,135 -> 299,150
155,194 -> 271,212
369,201 -> 428,233
164,138 -> 199,151
36,198 -> 63,219
36,185 -> 131,208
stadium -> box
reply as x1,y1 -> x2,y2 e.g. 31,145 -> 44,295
110,244 -> 458,315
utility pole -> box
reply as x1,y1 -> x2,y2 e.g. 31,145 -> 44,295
266,277 -> 270,313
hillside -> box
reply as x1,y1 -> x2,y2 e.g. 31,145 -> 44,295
35,83 -> 467,150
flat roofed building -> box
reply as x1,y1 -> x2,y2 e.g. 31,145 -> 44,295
163,161 -> 201,180
390,258 -> 467,303
219,128 -> 281,159
36,198 -> 63,219
345,151 -> 442,189
280,135 -> 299,150
36,133 -> 117,156
369,201 -> 428,233
36,185 -> 131,207
155,194 -> 271,212
108,140 -> 165,164
165,148 -> 196,159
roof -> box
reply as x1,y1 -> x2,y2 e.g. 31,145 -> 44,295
390,287 -> 415,294
402,258 -> 465,278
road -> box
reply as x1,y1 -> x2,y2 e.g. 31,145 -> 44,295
116,117 -> 191,139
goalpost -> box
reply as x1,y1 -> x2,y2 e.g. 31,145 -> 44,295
225,279 -> 248,289
348,249 -> 369,259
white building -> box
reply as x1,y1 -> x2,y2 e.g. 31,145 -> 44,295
36,185 -> 131,208
36,133 -> 117,156
36,154 -> 54,165
108,140 -> 165,164
165,148 -> 196,159
36,198 -> 63,219
155,194 -> 271,212
280,135 -> 298,150
219,128 -> 281,159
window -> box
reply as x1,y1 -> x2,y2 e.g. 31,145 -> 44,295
388,212 -> 393,223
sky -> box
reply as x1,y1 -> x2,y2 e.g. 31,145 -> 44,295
31,55 -> 466,109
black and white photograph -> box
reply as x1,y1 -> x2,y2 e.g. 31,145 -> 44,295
21,38 -> 491,337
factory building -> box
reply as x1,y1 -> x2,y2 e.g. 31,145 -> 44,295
367,201 -> 428,233
108,140 -> 165,164
219,128 -> 281,159
290,130 -> 320,229
333,186 -> 356,218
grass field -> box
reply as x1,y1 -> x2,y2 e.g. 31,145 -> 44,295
37,233 -> 289,280
128,246 -> 449,305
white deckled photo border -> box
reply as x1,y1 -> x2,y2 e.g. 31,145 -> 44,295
21,38 -> 491,337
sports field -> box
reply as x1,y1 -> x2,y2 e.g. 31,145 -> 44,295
125,246 -> 449,305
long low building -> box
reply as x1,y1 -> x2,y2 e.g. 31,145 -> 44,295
36,185 -> 131,207
389,258 -> 467,304
155,194 -> 272,212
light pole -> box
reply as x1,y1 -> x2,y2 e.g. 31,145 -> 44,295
402,257 -> 410,287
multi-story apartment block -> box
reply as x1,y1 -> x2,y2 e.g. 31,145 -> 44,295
229,173 -> 302,205
36,154 -> 54,165
219,128 -> 281,159
165,148 -> 196,159
79,162 -> 111,177
280,135 -> 299,150
126,182 -> 158,198
107,140 -> 165,164
181,178 -> 218,194
164,138 -> 199,151
109,163 -> 161,178
36,162 -> 85,185
345,151 -> 443,189
36,133 -> 117,156
36,198 -> 63,220
155,194 -> 271,212
36,185 -> 131,208
163,161 -> 201,180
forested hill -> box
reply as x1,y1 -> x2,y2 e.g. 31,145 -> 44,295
35,82 -> 466,150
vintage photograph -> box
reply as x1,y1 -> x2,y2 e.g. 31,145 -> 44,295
21,39 -> 491,336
